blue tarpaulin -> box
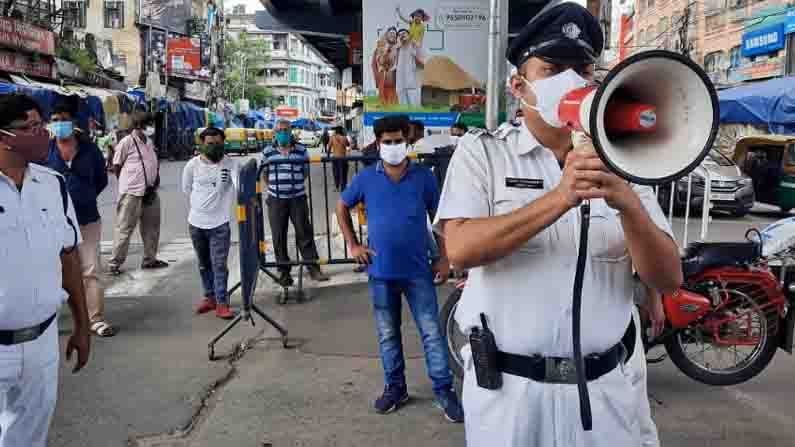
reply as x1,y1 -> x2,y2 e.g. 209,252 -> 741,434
719,76 -> 795,134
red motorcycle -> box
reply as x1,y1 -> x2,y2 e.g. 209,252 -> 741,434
441,232 -> 795,385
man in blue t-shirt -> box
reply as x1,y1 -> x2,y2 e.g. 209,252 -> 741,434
335,115 -> 463,423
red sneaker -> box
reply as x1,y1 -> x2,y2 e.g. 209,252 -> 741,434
215,304 -> 235,320
196,297 -> 216,314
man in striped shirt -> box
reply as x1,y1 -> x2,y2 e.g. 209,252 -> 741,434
261,119 -> 329,286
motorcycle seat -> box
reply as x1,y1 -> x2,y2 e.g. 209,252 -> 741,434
681,241 -> 762,278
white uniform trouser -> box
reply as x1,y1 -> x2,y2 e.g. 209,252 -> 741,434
0,319 -> 59,447
629,306 -> 660,447
462,329 -> 642,446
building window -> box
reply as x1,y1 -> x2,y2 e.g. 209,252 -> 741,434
729,45 -> 746,68
63,1 -> 87,29
104,1 -> 125,29
705,14 -> 725,32
289,96 -> 297,107
704,51 -> 724,72
289,67 -> 297,83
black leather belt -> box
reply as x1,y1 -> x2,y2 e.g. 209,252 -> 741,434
497,341 -> 625,384
0,314 -> 56,346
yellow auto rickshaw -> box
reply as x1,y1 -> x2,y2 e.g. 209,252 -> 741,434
255,129 -> 266,150
225,128 -> 247,155
244,129 -> 258,153
263,128 -> 274,145
732,135 -> 795,213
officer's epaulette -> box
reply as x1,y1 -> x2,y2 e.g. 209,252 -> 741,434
466,127 -> 490,138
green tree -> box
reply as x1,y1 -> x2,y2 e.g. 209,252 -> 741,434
223,32 -> 271,109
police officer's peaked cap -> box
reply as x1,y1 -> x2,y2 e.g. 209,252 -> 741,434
506,1 -> 604,68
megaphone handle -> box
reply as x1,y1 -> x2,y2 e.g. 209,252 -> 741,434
573,202 -> 593,431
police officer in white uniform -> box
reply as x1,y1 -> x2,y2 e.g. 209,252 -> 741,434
433,2 -> 682,446
0,93 -> 91,446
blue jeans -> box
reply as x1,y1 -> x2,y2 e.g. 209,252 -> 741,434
189,223 -> 232,305
368,275 -> 453,396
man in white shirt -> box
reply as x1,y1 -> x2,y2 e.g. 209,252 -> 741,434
182,128 -> 239,319
0,93 -> 90,447
395,28 -> 424,107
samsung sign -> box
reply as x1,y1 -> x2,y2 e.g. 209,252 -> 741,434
742,23 -> 785,58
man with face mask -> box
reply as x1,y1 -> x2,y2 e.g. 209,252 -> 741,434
433,2 -> 681,446
261,119 -> 329,286
182,128 -> 239,319
44,104 -> 113,337
0,93 -> 90,446
335,115 -> 463,423
108,112 -> 168,275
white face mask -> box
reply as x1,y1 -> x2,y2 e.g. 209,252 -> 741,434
380,142 -> 408,166
520,69 -> 589,128
144,126 -> 155,137
449,135 -> 460,146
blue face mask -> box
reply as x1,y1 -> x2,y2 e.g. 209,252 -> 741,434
275,130 -> 292,146
49,121 -> 74,140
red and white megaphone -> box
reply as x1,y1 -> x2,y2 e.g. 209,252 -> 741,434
558,50 -> 720,186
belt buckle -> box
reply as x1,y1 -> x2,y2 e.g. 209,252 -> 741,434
544,357 -> 577,384
12,327 -> 39,345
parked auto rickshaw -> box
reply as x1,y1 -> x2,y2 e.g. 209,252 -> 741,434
732,135 -> 795,213
245,129 -> 257,153
225,128 -> 247,155
263,128 -> 274,145
255,129 -> 266,150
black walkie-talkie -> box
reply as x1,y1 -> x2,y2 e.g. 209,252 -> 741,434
470,313 -> 502,390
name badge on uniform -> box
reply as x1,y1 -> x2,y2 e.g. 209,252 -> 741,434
505,177 -> 543,189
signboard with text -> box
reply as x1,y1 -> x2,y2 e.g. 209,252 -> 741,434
742,23 -> 785,58
167,37 -> 210,81
0,17 -> 55,56
363,0 -> 490,132
140,0 -> 193,34
0,49 -> 54,78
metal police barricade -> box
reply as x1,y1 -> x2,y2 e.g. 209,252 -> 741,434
208,158 -> 289,360
259,150 -> 451,305
207,150 -> 453,358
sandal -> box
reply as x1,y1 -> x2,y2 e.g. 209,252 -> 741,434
141,260 -> 169,269
90,321 -> 117,337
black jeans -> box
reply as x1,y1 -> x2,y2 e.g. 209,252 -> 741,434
332,159 -> 349,191
266,195 -> 321,275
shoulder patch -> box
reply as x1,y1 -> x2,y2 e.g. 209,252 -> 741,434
493,122 -> 520,140
467,127 -> 490,138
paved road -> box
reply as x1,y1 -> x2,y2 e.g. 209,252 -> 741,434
49,152 -> 795,446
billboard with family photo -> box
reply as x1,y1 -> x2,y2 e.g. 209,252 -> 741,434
363,0 -> 490,131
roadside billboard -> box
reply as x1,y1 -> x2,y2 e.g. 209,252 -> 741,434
167,37 -> 210,81
140,0 -> 193,34
362,0 -> 490,137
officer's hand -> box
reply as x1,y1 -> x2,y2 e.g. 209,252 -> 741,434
351,243 -> 376,265
649,293 -> 666,339
66,329 -> 90,373
432,256 -> 451,285
574,161 -> 641,212
555,149 -> 602,209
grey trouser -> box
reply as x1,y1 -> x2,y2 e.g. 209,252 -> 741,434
109,192 -> 161,268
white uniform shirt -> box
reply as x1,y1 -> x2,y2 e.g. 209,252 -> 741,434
182,155 -> 239,229
434,123 -> 673,357
0,164 -> 82,329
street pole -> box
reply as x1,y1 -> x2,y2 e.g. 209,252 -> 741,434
485,0 -> 508,131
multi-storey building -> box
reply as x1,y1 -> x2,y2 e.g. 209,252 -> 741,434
227,9 -> 338,120
610,0 -> 792,86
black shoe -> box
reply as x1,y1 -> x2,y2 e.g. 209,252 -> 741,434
435,388 -> 464,423
374,385 -> 409,414
277,272 -> 294,287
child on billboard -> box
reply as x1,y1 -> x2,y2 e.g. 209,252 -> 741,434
396,6 -> 430,48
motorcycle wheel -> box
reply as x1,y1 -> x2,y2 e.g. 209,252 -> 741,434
664,285 -> 779,386
440,288 -> 465,380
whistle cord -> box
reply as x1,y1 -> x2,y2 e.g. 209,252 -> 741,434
573,202 -> 593,431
